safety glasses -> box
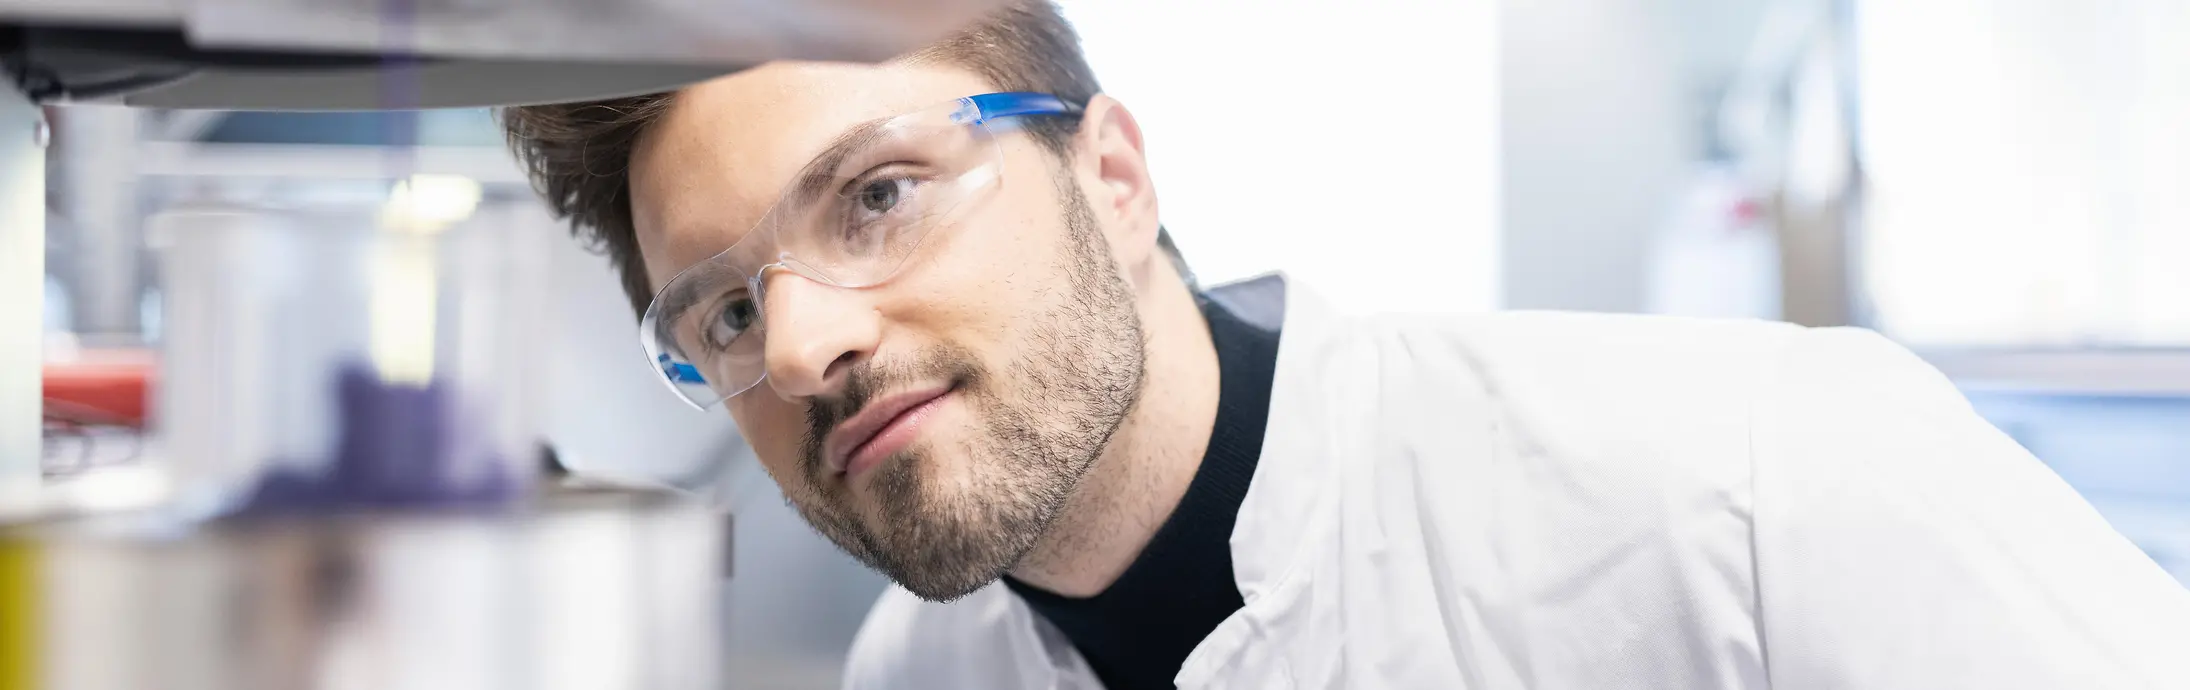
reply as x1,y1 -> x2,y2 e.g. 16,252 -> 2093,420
638,92 -> 1082,409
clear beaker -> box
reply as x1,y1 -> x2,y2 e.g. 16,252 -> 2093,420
153,188 -> 547,515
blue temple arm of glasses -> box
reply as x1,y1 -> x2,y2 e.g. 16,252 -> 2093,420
658,354 -> 709,385
967,92 -> 1082,123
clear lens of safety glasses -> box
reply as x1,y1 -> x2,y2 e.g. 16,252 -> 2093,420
639,93 -> 1072,409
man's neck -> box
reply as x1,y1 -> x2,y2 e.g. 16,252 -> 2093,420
1007,261 -> 1220,597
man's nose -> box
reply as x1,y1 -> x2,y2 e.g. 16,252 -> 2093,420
760,272 -> 881,402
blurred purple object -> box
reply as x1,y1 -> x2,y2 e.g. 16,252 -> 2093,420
240,362 -> 516,514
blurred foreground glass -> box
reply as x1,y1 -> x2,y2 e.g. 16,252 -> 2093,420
152,196 -> 547,514
0,489 -> 722,690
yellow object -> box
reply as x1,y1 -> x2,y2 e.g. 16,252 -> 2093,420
0,537 -> 38,690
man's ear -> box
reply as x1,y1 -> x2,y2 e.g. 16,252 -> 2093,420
1070,94 -> 1160,271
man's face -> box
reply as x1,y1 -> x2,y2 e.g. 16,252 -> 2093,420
629,62 -> 1148,601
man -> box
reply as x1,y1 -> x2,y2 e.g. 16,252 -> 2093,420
502,2 -> 2190,688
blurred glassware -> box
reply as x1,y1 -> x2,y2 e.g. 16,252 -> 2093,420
1644,163 -> 1783,322
150,188 -> 548,516
0,486 -> 723,690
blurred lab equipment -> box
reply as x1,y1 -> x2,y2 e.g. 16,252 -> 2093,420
1643,162 -> 1782,321
1700,0 -> 1863,329
5,487 -> 723,690
151,196 -> 543,514
40,352 -> 153,477
0,1 -> 1010,688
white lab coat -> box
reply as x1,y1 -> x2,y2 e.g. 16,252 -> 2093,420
841,276 -> 2190,689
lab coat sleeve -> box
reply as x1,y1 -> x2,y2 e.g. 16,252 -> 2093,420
1750,328 -> 2190,690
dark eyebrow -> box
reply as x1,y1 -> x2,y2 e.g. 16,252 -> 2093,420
786,118 -> 892,210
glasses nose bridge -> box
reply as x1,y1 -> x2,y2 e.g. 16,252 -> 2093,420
747,260 -> 786,320
749,254 -> 824,322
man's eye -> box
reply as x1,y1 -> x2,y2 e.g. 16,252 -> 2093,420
851,177 -> 914,223
709,297 -> 759,346
834,169 -> 927,255
858,177 -> 908,216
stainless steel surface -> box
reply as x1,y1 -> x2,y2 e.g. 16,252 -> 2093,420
0,0 -> 176,25
184,0 -> 1004,66
4,0 -> 1012,110
110,60 -> 736,111
4,488 -> 724,690
0,86 -> 43,493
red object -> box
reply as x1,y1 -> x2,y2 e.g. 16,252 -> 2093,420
43,354 -> 156,429
1730,198 -> 1764,224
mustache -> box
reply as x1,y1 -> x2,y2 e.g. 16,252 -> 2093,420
799,344 -> 985,479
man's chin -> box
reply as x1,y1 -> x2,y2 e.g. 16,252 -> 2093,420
868,524 -> 1027,603
893,568 -> 1010,603
808,468 -> 1015,601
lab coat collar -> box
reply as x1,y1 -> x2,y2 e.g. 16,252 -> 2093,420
1174,274 -> 1366,687
1208,272 -> 1344,599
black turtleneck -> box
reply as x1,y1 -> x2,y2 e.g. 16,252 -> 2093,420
1003,294 -> 1281,690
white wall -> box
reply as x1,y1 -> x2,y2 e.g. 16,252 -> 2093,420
1501,0 -> 1688,313
1500,0 -> 1772,313
1059,0 -> 1501,314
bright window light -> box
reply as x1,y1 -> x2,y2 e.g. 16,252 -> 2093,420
383,173 -> 483,235
370,174 -> 481,383
1857,0 -> 2190,347
1056,1 -> 1500,314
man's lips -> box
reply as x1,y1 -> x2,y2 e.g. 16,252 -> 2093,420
823,384 -> 954,479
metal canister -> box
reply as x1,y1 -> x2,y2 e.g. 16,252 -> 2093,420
1,487 -> 723,690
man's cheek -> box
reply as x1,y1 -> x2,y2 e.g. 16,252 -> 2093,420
732,405 -> 799,455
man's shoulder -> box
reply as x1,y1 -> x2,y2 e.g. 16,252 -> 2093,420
1329,311 -> 1815,493
1365,310 -> 1806,408
842,583 -> 1092,690
1388,309 -> 1802,360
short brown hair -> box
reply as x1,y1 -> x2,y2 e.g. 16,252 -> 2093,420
501,1 -> 1103,316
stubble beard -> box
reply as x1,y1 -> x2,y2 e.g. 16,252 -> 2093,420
789,179 -> 1147,602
